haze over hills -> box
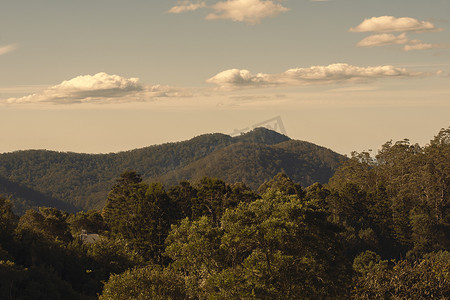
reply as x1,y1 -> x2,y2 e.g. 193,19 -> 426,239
0,128 -> 346,214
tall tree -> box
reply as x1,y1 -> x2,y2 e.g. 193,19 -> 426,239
102,171 -> 173,261
165,190 -> 351,299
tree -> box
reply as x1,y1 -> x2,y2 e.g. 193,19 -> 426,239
0,197 -> 18,245
102,171 -> 173,261
352,251 -> 450,299
86,237 -> 145,282
258,172 -> 305,197
67,210 -> 106,237
100,264 -> 186,300
165,190 -> 351,299
102,170 -> 144,236
328,128 -> 450,259
164,216 -> 225,298
191,177 -> 229,226
167,181 -> 197,221
220,190 -> 351,299
15,207 -> 72,243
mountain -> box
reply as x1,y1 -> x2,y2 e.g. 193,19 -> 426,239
154,140 -> 344,189
0,174 -> 79,214
0,128 -> 345,213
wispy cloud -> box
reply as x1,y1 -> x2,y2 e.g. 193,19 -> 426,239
6,72 -> 191,105
207,63 -> 425,90
355,33 -> 447,51
168,1 -> 206,13
356,33 -> 409,47
168,0 -> 289,25
351,16 -> 447,51
0,43 -> 18,56
403,41 -> 448,51
350,16 -> 442,33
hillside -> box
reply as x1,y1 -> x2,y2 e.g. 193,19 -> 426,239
0,128 -> 345,213
0,175 -> 79,213
155,140 -> 345,189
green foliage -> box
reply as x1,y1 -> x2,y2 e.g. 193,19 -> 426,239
16,207 -> 72,243
352,251 -> 450,299
67,209 -> 106,236
352,250 -> 384,275
0,175 -> 78,215
102,171 -> 174,261
165,190 -> 351,299
0,128 -> 447,299
0,129 -> 344,213
158,139 -> 346,190
0,197 -> 18,243
234,127 -> 290,145
258,172 -> 305,197
85,237 -> 145,280
102,170 -> 145,237
191,177 -> 257,225
167,180 -> 197,221
165,216 -> 225,298
328,127 -> 450,258
100,264 -> 186,300
0,262 -> 88,300
0,132 -> 234,212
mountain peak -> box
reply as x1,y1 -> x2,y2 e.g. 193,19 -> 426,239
233,127 -> 290,145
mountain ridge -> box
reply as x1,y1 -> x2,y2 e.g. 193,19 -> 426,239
0,128 -> 345,213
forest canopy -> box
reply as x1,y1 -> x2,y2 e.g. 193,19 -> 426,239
0,127 -> 448,299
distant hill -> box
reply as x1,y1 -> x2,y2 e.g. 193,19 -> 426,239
0,128 -> 345,213
0,175 -> 79,214
154,140 -> 344,189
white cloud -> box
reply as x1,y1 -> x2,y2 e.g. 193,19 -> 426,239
207,63 -> 424,89
168,0 -> 289,24
5,72 -> 191,105
351,16 -> 446,51
403,41 -> 447,51
206,69 -> 270,87
350,16 -> 442,33
356,33 -> 409,47
0,44 -> 18,56
355,34 -> 447,51
168,1 -> 206,14
206,0 -> 290,24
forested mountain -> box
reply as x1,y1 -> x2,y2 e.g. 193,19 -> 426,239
0,128 -> 344,213
0,128 -> 448,299
156,140 -> 343,189
0,175 -> 78,214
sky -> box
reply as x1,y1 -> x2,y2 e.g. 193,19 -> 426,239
1,0 -> 449,155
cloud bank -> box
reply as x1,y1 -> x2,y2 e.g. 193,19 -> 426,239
0,44 -> 18,56
207,63 -> 424,89
350,16 -> 442,33
168,0 -> 289,24
6,73 -> 190,104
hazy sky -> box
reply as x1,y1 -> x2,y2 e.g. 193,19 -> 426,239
1,0 -> 449,155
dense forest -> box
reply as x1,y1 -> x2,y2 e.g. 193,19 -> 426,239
0,127 -> 448,299
0,128 -> 345,214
